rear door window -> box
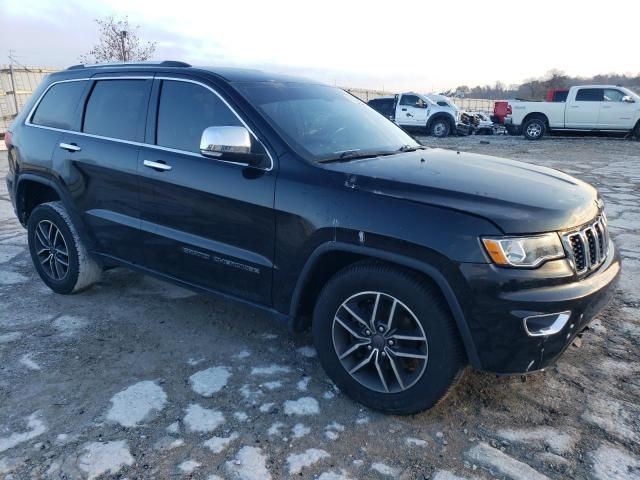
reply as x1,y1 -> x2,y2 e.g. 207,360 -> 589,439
31,81 -> 86,130
575,88 -> 604,101
83,80 -> 151,141
156,80 -> 242,153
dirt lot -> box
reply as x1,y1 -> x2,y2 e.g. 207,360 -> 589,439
0,135 -> 639,480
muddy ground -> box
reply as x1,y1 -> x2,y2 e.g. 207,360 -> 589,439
0,135 -> 639,480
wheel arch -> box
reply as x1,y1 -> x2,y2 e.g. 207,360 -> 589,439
522,112 -> 549,127
289,242 -> 481,368
427,112 -> 456,131
16,173 -> 96,251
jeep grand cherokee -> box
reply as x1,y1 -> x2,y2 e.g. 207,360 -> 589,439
5,61 -> 620,414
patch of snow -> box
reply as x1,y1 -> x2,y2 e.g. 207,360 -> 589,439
406,437 -> 428,447
178,459 -> 201,474
496,427 -> 577,454
292,423 -> 310,438
433,471 -> 474,480
284,397 -> 320,416
0,332 -> 22,344
190,366 -> 231,397
261,333 -> 278,339
297,346 -> 317,358
297,377 -> 311,391
0,413 -> 46,453
0,270 -> 27,285
106,381 -> 167,427
234,411 -> 248,422
239,385 -> 262,405
262,381 -> 282,390
251,364 -> 291,376
590,443 -> 640,480
583,397 -> 639,443
0,456 -> 20,475
318,471 -> 353,480
208,476 -> 224,480
0,245 -> 23,263
225,446 -> 271,480
77,440 -> 134,480
325,431 -> 339,441
183,404 -> 225,433
355,416 -> 369,425
166,422 -> 180,434
154,437 -> 185,450
19,353 -> 41,371
168,439 -> 185,449
259,402 -> 275,413
52,315 -> 87,337
371,462 -> 400,477
187,357 -> 205,366
234,350 -> 251,359
326,422 -> 345,432
267,422 -> 284,436
323,390 -> 335,400
287,448 -> 330,474
204,432 -> 239,453
466,442 -> 549,480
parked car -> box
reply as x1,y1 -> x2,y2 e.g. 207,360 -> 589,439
6,62 -> 620,414
367,92 -> 461,137
504,85 -> 640,140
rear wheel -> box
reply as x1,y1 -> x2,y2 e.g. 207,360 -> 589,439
523,117 -> 546,140
27,202 -> 101,294
312,262 -> 465,414
430,119 -> 451,138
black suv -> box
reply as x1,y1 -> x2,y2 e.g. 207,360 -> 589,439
5,61 -> 621,414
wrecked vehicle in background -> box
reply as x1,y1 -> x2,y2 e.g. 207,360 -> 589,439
367,93 -> 470,137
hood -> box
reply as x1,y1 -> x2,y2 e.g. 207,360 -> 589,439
325,148 -> 600,234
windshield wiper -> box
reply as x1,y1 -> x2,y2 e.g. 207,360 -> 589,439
397,144 -> 427,152
317,149 -> 396,164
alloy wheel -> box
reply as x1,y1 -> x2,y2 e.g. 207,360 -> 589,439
332,291 -> 428,393
34,220 -> 69,281
526,122 -> 542,138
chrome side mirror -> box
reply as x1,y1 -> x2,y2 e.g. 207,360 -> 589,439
199,126 -> 265,167
622,95 -> 635,103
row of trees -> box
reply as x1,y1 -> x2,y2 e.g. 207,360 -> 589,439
445,70 -> 640,100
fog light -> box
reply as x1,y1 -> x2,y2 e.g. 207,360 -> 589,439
524,311 -> 571,337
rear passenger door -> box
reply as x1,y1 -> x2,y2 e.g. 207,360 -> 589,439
565,88 -> 602,129
136,77 -> 276,304
55,76 -> 152,263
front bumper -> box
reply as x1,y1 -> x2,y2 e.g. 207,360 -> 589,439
458,241 -> 621,374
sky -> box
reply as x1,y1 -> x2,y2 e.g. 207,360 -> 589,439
2,0 -> 639,92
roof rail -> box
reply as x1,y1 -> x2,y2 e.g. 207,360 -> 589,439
67,60 -> 191,70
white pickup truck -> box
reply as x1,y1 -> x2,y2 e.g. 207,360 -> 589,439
504,85 -> 640,140
367,93 -> 462,137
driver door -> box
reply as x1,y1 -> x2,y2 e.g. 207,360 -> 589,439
598,88 -> 636,129
137,78 -> 276,304
397,94 -> 423,126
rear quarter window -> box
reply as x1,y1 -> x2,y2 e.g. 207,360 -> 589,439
31,81 -> 86,130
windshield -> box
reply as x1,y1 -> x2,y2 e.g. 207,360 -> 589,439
234,82 -> 419,162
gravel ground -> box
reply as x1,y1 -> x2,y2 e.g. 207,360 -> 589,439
0,135 -> 639,480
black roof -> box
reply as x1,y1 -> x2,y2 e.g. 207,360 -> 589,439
64,61 -> 317,84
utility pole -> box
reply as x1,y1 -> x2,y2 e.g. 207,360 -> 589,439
8,50 -> 20,116
120,31 -> 128,62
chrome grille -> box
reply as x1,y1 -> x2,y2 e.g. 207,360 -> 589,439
563,215 -> 609,274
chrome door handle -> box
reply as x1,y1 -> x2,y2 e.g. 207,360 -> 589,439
59,143 -> 81,152
143,160 -> 172,171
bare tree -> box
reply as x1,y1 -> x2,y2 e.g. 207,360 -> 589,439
80,16 -> 156,63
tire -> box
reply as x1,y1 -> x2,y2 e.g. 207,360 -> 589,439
523,117 -> 546,140
430,119 -> 451,138
27,201 -> 102,294
312,261 -> 465,414
633,122 -> 640,140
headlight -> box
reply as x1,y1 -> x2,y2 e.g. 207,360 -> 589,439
482,233 -> 565,267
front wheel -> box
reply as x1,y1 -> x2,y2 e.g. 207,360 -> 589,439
312,262 -> 465,414
430,119 -> 451,138
523,117 -> 546,140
